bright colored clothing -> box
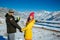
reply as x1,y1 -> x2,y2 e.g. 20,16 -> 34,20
22,20 -> 35,39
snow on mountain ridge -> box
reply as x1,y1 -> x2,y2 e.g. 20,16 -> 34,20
0,7 -> 60,21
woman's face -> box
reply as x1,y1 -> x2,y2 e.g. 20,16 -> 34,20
30,16 -> 33,20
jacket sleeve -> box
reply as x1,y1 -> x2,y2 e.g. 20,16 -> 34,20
22,20 -> 35,31
7,17 -> 21,29
22,24 -> 30,31
15,20 -> 19,23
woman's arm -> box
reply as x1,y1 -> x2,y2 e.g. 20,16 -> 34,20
22,20 -> 35,31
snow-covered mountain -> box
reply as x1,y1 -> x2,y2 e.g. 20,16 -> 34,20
0,7 -> 60,21
0,7 -> 60,40
34,10 -> 60,21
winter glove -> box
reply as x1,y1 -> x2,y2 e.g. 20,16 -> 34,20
19,29 -> 22,32
16,17 -> 20,21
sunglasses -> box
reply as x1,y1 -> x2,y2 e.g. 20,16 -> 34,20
9,12 -> 14,13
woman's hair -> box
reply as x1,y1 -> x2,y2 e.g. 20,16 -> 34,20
26,16 -> 34,26
26,17 -> 30,26
26,12 -> 34,26
27,17 -> 30,22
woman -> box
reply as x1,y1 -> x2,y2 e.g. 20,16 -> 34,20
22,12 -> 35,40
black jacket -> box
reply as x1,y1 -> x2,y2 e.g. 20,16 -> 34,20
5,13 -> 21,33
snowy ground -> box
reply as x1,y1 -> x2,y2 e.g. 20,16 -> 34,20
14,27 -> 60,40
0,25 -> 60,40
0,19 -> 60,40
33,27 -> 60,40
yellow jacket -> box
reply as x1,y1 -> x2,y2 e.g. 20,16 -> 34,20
22,20 -> 35,39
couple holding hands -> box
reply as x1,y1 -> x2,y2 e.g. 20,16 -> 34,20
5,9 -> 35,40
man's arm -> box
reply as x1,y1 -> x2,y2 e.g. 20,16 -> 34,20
7,17 -> 21,29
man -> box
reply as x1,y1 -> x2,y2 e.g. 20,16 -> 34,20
5,9 -> 22,40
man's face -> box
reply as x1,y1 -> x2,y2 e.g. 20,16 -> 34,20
9,12 -> 14,16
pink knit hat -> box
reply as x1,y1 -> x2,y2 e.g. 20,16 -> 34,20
29,12 -> 34,19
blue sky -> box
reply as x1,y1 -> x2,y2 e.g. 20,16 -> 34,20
0,0 -> 60,11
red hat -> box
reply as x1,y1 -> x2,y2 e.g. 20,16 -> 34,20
29,12 -> 34,19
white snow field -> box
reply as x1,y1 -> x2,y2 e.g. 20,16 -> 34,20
0,8 -> 60,40
0,18 -> 60,40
